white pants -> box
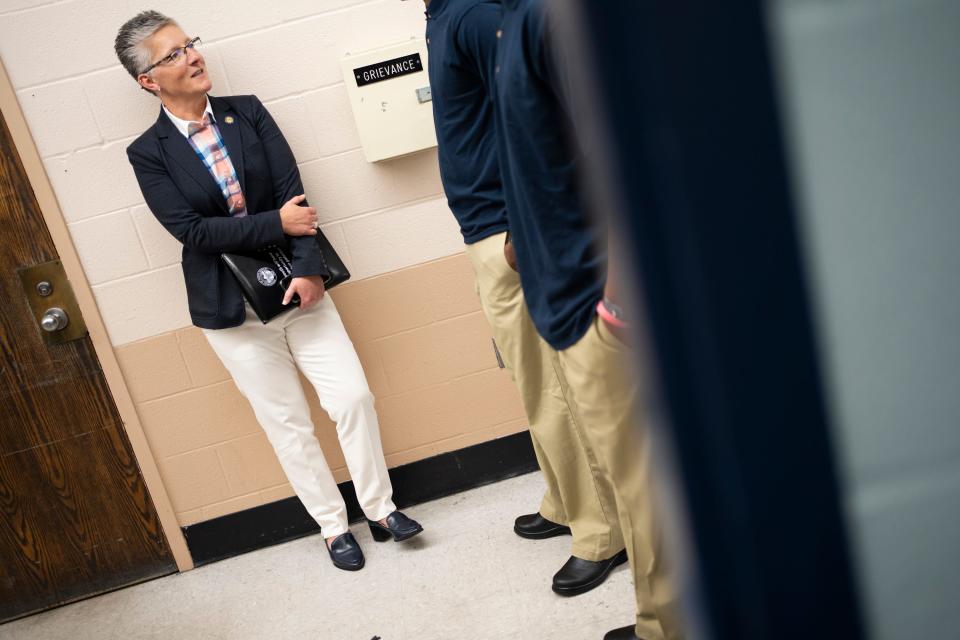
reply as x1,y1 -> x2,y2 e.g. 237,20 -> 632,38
203,296 -> 396,538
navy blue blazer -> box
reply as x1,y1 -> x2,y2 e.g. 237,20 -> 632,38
127,94 -> 326,330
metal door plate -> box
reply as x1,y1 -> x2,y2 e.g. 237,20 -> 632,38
17,260 -> 88,344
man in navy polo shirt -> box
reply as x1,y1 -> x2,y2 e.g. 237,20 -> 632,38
416,0 -> 628,597
493,1 -> 686,638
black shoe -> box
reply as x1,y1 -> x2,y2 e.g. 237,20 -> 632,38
514,513 -> 572,539
552,549 -> 628,596
327,532 -> 364,571
368,510 -> 423,542
603,625 -> 641,639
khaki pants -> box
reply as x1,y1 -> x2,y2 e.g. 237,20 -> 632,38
465,232 -> 623,561
556,316 -> 684,640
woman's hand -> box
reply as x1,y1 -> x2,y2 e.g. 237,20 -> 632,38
280,194 -> 318,236
283,275 -> 326,309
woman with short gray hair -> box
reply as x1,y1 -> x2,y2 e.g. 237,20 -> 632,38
115,10 -> 423,571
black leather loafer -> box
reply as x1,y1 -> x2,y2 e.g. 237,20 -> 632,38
552,549 -> 628,596
327,532 -> 364,571
514,513 -> 572,539
603,625 -> 642,639
368,510 -> 423,542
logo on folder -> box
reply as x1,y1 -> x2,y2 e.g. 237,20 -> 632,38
256,267 -> 278,287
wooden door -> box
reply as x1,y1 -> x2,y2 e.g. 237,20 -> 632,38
0,107 -> 175,622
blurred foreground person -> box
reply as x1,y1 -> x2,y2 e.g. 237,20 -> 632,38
420,0 -> 627,597
493,0 -> 685,637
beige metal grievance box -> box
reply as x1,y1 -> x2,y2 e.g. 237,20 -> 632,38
340,39 -> 438,162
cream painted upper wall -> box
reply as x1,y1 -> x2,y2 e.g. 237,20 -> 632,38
0,0 -> 463,345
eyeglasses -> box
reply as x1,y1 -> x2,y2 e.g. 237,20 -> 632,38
141,37 -> 202,75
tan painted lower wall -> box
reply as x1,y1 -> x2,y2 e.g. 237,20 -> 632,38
115,253 -> 527,526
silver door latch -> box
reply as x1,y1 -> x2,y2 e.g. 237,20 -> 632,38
41,308 -> 69,332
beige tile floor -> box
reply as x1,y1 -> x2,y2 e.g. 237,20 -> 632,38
0,472 -> 635,640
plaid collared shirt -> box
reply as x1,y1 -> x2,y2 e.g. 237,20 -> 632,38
187,114 -> 247,217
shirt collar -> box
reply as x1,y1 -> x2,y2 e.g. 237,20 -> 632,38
162,96 -> 215,138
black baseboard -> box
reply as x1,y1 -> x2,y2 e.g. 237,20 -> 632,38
182,430 -> 538,566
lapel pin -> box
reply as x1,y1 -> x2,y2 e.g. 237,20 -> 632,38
225,116 -> 235,124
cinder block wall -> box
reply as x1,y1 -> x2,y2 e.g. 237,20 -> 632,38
0,0 -> 525,526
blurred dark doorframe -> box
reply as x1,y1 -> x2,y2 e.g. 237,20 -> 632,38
551,1 -> 866,638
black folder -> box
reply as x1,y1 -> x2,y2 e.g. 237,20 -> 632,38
221,231 -> 350,323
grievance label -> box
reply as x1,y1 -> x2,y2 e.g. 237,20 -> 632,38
353,53 -> 424,87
